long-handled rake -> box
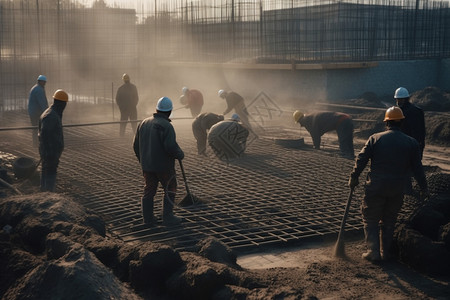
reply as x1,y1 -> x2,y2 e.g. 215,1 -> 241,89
333,186 -> 355,258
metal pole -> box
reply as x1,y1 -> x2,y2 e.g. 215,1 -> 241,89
111,82 -> 114,120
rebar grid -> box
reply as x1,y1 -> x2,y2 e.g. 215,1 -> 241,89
0,109 -> 370,252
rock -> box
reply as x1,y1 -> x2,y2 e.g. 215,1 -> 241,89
396,225 -> 450,276
198,237 -> 239,268
129,242 -> 183,292
2,244 -> 141,300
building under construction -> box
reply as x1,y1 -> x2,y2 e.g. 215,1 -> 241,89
1,0 -> 450,112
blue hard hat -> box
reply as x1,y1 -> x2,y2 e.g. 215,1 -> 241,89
37,75 -> 47,81
156,97 -> 173,112
231,113 -> 240,121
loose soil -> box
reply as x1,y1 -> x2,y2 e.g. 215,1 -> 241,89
1,86 -> 450,299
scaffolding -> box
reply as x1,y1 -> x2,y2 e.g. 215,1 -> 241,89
1,0 -> 449,111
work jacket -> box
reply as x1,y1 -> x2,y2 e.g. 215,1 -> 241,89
299,112 -> 351,149
223,92 -> 245,115
350,127 -> 427,190
39,102 -> 65,160
28,84 -> 48,117
194,113 -> 224,131
186,89 -> 204,108
133,113 -> 184,173
116,82 -> 139,111
400,102 -> 425,156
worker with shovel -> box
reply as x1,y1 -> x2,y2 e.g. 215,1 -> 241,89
179,87 -> 204,117
192,112 -> 224,156
293,110 -> 355,158
218,89 -> 252,131
348,106 -> 428,262
38,89 -> 69,192
133,97 -> 185,226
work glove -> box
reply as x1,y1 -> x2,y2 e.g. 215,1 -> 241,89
348,176 -> 359,188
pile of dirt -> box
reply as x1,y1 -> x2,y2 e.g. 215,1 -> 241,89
410,87 -> 450,112
0,193 -> 309,299
1,192 -> 450,299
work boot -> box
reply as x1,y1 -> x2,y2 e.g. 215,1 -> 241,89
362,223 -> 381,262
380,225 -> 395,261
142,197 -> 156,225
163,193 -> 182,226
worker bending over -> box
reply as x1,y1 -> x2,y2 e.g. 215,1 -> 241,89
293,110 -> 354,158
208,114 -> 249,161
218,90 -> 252,130
180,87 -> 204,117
192,112 -> 224,155
348,106 -> 428,262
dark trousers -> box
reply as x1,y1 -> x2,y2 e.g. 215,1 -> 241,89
120,107 -> 138,136
40,156 -> 60,192
336,118 -> 354,157
142,170 -> 177,222
192,121 -> 207,155
29,112 -> 41,147
361,179 -> 404,254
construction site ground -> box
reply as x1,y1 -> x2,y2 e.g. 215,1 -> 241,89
1,103 -> 450,299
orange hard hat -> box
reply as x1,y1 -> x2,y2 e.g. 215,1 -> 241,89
53,89 -> 69,102
383,106 -> 404,121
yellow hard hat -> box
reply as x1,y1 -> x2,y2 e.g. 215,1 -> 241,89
293,110 -> 304,123
383,106 -> 405,121
53,89 -> 69,102
122,73 -> 130,82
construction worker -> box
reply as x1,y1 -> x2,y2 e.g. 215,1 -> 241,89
394,87 -> 425,159
348,106 -> 428,262
38,89 -> 69,192
179,87 -> 204,117
133,97 -> 184,226
218,90 -> 252,130
28,75 -> 49,147
293,110 -> 355,158
115,73 -> 139,137
395,87 -> 426,195
192,112 -> 224,155
208,113 -> 249,161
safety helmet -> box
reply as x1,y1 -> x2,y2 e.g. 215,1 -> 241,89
293,110 -> 304,123
37,75 -> 47,82
122,73 -> 130,82
231,113 -> 240,121
218,89 -> 226,98
53,89 -> 69,102
394,87 -> 409,99
383,106 -> 405,121
156,96 -> 173,112
182,87 -> 189,95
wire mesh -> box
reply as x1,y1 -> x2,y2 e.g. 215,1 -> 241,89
1,0 -> 450,112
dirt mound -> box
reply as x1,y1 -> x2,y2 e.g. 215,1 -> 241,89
410,87 -> 450,112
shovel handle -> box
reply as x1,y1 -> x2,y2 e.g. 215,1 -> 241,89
178,159 -> 191,195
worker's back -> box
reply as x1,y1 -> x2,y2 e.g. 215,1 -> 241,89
208,120 -> 249,161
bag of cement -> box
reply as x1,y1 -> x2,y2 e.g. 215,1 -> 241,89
208,120 -> 249,161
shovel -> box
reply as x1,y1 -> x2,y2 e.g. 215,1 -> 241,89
333,186 -> 355,258
178,159 -> 198,206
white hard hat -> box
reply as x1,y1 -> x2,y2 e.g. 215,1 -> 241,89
156,97 -> 173,112
394,87 -> 409,99
231,113 -> 240,121
182,87 -> 189,95
37,75 -> 47,82
218,89 -> 226,98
